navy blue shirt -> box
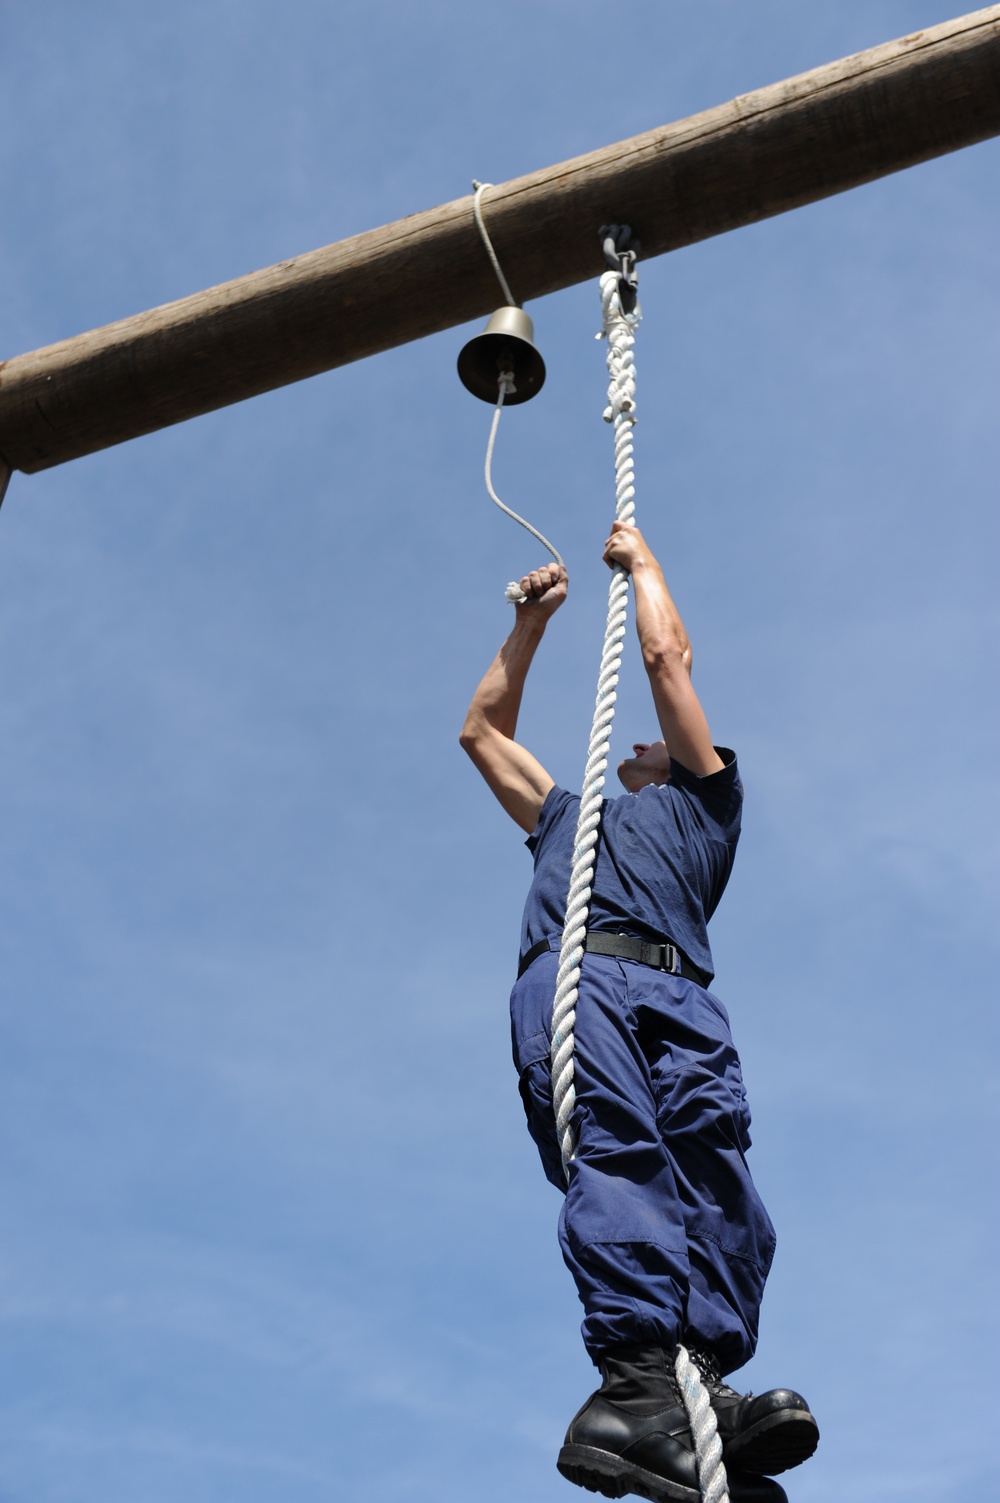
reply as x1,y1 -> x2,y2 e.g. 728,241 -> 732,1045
520,749 -> 743,982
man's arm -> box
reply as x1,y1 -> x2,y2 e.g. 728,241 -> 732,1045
459,563 -> 567,833
603,522 -> 724,776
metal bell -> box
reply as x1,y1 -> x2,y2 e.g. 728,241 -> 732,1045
457,306 -> 546,405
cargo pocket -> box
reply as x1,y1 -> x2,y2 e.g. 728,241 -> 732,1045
516,1049 -> 565,1193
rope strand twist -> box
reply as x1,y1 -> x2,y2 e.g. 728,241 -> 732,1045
675,1345 -> 730,1503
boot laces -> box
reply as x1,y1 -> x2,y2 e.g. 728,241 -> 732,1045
685,1346 -> 746,1400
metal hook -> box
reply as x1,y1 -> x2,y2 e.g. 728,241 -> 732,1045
599,224 -> 641,314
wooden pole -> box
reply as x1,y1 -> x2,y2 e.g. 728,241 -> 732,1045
2,6 -> 1000,476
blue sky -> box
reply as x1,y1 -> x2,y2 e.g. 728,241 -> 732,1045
0,3 -> 996,1500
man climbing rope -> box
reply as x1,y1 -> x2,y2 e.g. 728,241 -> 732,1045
460,520 -> 819,1503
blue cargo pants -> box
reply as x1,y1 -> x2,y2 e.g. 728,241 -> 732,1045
510,950 -> 776,1373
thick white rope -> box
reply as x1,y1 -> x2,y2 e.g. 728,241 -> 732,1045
549,268 -> 639,1173
676,1346 -> 730,1503
468,230 -> 722,1503
468,224 -> 722,1503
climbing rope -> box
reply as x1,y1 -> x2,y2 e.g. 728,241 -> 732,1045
549,230 -> 640,1175
547,231 -> 727,1503
676,1345 -> 730,1503
464,211 -> 725,1503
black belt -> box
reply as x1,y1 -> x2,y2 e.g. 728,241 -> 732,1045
517,932 -> 711,988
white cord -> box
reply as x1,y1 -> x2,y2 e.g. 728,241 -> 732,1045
482,380 -> 563,602
471,180 -> 517,307
470,181 -> 562,598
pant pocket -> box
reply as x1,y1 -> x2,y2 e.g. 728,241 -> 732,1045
517,1056 -> 565,1192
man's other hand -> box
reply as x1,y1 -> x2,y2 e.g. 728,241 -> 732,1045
603,519 -> 653,574
515,563 -> 568,620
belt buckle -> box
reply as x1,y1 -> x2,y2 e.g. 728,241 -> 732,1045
659,943 -> 681,975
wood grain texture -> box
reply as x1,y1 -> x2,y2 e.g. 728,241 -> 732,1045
3,6 -> 1000,474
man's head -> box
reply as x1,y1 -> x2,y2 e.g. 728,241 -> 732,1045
617,741 -> 672,792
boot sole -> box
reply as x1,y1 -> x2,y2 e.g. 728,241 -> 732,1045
557,1443 -> 700,1503
725,1410 -> 819,1475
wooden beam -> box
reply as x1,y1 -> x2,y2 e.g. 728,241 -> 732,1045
3,6 -> 1000,475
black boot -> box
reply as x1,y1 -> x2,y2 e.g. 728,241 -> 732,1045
557,1345 -> 789,1503
686,1346 -> 819,1477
